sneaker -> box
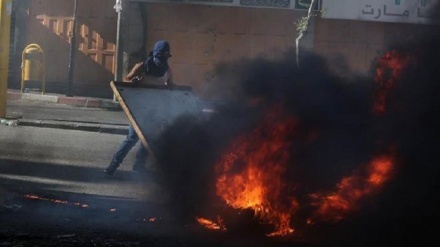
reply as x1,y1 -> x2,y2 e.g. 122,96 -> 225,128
104,162 -> 119,176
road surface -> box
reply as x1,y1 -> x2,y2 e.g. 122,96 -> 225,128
0,124 -> 165,202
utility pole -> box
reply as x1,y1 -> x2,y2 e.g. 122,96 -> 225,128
113,0 -> 125,101
114,0 -> 126,82
67,0 -> 78,97
0,0 -> 12,118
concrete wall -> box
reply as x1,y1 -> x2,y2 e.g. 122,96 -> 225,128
135,3 -> 308,98
127,2 -> 429,98
14,1 -> 431,98
314,18 -> 433,77
13,0 -> 117,98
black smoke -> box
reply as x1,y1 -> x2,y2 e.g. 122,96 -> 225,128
154,4 -> 440,245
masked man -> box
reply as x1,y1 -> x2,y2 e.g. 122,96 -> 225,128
104,40 -> 174,176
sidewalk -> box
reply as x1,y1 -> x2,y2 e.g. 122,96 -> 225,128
4,89 -> 129,135
7,89 -> 120,110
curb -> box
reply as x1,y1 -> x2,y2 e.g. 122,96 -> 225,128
16,119 -> 129,135
7,90 -> 121,110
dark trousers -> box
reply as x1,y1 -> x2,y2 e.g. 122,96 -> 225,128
111,125 -> 148,167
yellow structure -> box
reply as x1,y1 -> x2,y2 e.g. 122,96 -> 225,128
21,44 -> 46,94
0,0 -> 12,118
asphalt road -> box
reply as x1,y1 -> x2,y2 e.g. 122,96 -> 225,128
0,124 -> 165,202
0,124 -> 187,245
0,115 -> 307,246
0,126 -> 294,247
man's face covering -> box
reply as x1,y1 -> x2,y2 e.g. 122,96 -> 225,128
153,56 -> 168,67
153,40 -> 171,67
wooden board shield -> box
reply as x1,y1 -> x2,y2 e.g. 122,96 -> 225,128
110,81 -> 202,160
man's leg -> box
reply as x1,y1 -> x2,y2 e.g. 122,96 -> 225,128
104,125 -> 139,175
132,144 -> 149,173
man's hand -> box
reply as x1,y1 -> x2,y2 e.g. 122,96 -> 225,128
131,76 -> 143,86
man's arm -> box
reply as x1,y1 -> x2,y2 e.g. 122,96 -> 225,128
124,62 -> 144,83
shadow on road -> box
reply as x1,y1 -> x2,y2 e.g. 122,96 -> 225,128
0,158 -> 135,183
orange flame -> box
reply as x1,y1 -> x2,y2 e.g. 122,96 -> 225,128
196,216 -> 227,231
215,105 -> 298,236
309,154 -> 395,223
374,50 -> 412,114
214,103 -> 397,235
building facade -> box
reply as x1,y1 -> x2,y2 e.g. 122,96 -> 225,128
8,0 -> 435,99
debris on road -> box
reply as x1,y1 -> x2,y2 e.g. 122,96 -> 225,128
0,118 -> 18,126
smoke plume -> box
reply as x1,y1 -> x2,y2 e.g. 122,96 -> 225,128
154,3 -> 440,245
